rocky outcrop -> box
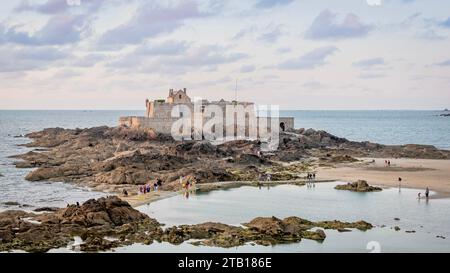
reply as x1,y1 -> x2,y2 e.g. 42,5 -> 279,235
334,180 -> 382,192
0,197 -> 374,252
0,196 -> 163,253
11,126 -> 450,195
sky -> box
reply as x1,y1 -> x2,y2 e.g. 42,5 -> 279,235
0,0 -> 449,110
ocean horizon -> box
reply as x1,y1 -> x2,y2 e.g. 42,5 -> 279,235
1,109 -> 448,150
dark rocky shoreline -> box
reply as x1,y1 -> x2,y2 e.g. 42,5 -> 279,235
9,126 -> 450,195
0,196 -> 373,253
2,126 -> 449,252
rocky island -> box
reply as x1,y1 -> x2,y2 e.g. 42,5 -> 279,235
10,126 -> 450,196
2,125 -> 450,252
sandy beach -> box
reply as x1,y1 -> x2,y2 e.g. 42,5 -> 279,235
317,158 -> 450,198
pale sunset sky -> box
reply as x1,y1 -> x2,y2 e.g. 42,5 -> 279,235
0,0 -> 449,110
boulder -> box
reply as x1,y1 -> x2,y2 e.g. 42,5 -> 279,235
335,180 -> 382,192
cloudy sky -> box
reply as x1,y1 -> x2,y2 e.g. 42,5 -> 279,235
0,0 -> 449,110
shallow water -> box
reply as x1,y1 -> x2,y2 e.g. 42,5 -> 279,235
116,183 -> 450,253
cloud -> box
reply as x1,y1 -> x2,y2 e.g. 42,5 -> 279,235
98,1 -> 208,47
276,47 -> 292,54
134,40 -> 190,56
70,53 -> 108,67
0,14 -> 92,45
14,0 -> 69,14
107,44 -> 248,75
417,29 -> 446,40
441,17 -> 450,28
301,80 -> 325,89
0,46 -> 70,72
278,46 -> 338,70
305,10 -> 373,40
258,24 -> 284,43
254,0 -> 294,9
240,65 -> 256,73
353,57 -> 386,69
14,0 -> 108,14
436,59 -> 450,66
358,73 -> 387,79
233,26 -> 257,40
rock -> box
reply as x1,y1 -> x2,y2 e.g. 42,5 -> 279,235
11,125 -> 450,194
394,218 -> 400,221
394,226 -> 401,231
52,196 -> 148,227
0,196 -> 162,253
316,220 -> 373,231
33,207 -> 60,212
2,201 -> 21,206
244,217 -> 285,236
334,180 -> 382,192
436,235 -> 446,239
79,236 -> 121,252
0,202 -> 374,252
303,229 -> 326,241
405,230 -> 416,233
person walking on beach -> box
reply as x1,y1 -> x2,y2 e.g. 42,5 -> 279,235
398,177 -> 402,191
418,192 -> 421,199
425,187 -> 430,199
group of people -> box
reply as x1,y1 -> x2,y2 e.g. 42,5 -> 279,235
306,172 -> 316,187
418,187 -> 430,200
258,173 -> 272,182
307,173 -> 316,180
180,176 -> 197,199
139,179 -> 163,194
384,160 -> 392,167
398,177 -> 431,200
180,176 -> 197,190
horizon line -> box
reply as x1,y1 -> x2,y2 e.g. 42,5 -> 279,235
0,108 -> 447,111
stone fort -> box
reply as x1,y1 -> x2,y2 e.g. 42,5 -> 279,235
119,88 -> 294,140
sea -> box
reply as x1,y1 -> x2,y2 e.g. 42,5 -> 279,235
0,110 -> 449,252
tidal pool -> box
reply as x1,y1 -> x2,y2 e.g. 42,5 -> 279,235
48,182 -> 450,253
123,182 -> 449,253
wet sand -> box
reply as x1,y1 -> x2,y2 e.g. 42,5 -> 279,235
317,158 -> 450,198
